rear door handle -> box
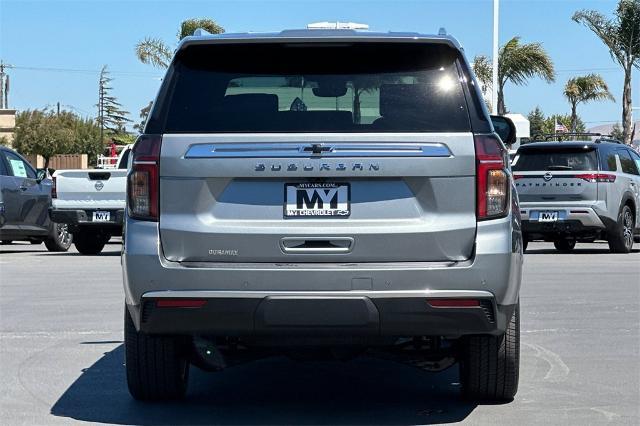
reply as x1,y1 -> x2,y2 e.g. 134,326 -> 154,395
280,237 -> 354,254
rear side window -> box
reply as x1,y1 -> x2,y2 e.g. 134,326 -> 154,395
599,147 -> 618,171
149,42 -> 471,133
618,149 -> 640,175
513,148 -> 598,171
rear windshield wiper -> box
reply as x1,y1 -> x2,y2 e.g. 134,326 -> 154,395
546,165 -> 573,170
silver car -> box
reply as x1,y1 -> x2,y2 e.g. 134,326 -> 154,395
122,28 -> 523,401
513,139 -> 640,253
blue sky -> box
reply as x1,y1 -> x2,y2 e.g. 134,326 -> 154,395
1,0 -> 638,129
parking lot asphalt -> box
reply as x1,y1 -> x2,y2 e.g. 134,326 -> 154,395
0,241 -> 639,425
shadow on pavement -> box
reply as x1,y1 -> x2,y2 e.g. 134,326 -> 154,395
525,247 -> 640,255
51,344 -> 479,425
34,251 -> 121,257
0,249 -> 47,254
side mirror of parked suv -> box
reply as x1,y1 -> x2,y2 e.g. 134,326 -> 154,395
491,115 -> 517,146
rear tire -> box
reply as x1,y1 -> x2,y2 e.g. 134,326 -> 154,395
460,302 -> 520,401
44,223 -> 73,252
125,307 -> 190,401
608,204 -> 634,254
553,240 -> 575,252
74,230 -> 107,255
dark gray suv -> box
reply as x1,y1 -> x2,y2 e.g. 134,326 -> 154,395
123,28 -> 523,402
0,145 -> 72,251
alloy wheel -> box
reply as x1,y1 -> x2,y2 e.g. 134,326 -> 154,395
623,209 -> 634,250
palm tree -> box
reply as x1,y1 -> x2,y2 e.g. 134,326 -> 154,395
573,0 -> 640,145
472,37 -> 555,115
564,74 -> 615,132
497,37 -> 555,115
135,18 -> 224,69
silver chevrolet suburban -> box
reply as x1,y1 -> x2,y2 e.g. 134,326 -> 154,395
122,27 -> 523,402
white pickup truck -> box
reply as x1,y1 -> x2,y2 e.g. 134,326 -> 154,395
50,145 -> 131,254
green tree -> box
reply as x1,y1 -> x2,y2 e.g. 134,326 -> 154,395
472,54 -> 492,96
136,18 -> 224,69
498,37 -> 555,115
133,101 -> 153,133
543,114 -> 587,138
14,109 -> 103,168
528,106 -> 546,138
14,110 -> 75,169
472,55 -> 493,110
573,0 -> 640,145
563,74 -> 614,132
611,122 -> 625,140
97,65 -> 131,142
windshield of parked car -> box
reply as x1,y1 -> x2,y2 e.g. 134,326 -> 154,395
147,42 -> 471,133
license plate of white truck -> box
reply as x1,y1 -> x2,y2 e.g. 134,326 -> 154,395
92,211 -> 111,222
284,183 -> 350,218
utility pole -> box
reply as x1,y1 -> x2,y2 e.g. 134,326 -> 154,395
491,0 -> 499,115
98,71 -> 104,144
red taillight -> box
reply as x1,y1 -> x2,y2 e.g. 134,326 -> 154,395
475,135 -> 509,220
513,174 -> 524,180
127,134 -> 161,221
51,176 -> 57,199
427,299 -> 481,308
156,299 -> 207,308
574,173 -> 616,183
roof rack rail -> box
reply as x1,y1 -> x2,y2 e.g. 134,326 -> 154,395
531,132 -> 604,142
594,137 -> 623,144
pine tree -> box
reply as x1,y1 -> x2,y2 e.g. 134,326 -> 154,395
97,65 -> 131,142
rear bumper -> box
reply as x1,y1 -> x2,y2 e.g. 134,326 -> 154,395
520,204 -> 607,239
132,292 -> 515,338
50,208 -> 124,229
520,205 -> 605,228
123,215 -> 522,338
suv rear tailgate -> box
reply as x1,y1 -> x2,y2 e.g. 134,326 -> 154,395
159,133 -> 476,263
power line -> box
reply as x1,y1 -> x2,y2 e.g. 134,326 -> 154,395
6,64 -> 162,78
554,67 -> 620,74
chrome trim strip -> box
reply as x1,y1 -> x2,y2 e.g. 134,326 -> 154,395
184,143 -> 452,158
143,289 -> 493,299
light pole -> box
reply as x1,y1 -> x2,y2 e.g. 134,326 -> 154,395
491,0 -> 499,115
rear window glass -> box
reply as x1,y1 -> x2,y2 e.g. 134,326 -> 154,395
148,43 -> 470,133
513,149 -> 598,171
